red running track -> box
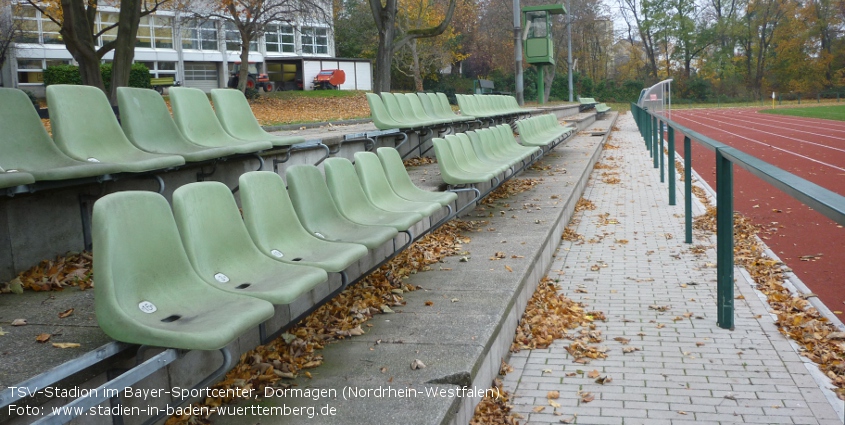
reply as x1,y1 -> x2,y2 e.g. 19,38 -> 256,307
666,107 -> 845,315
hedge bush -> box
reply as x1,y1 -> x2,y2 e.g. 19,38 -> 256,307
44,63 -> 151,91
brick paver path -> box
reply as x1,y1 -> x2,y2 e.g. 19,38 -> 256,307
503,114 -> 843,424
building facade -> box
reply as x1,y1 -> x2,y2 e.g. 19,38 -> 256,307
1,5 -> 373,96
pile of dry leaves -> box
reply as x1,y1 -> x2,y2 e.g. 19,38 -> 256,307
470,377 -> 517,425
166,220 -> 477,424
481,178 -> 542,205
403,156 -> 437,167
1,252 -> 93,294
511,277 -> 604,352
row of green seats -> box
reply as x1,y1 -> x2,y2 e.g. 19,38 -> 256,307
366,92 -> 475,131
0,86 -> 306,194
515,114 -> 576,151
455,94 -> 531,120
433,124 -> 540,186
93,147 -> 456,351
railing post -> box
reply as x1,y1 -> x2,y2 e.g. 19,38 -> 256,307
652,116 -> 659,169
647,112 -> 653,153
716,148 -> 734,330
684,136 -> 692,243
659,120 -> 665,182
668,126 -> 675,205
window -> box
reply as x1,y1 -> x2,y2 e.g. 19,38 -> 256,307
182,20 -> 218,51
265,24 -> 295,53
99,12 -> 119,46
138,61 -> 177,79
153,16 -> 173,48
301,27 -> 328,55
13,6 -> 62,45
184,62 -> 218,81
17,59 -> 72,84
136,16 -> 153,48
13,6 -> 39,44
224,22 -> 257,52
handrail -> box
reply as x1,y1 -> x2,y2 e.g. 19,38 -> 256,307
631,102 -> 845,330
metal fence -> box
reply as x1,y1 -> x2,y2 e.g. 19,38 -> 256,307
630,102 -> 845,329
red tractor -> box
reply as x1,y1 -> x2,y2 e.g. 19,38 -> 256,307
228,62 -> 274,92
312,69 -> 346,90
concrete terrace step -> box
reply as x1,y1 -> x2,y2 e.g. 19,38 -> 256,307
212,113 -> 619,424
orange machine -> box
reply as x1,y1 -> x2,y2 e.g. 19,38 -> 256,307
312,69 -> 346,90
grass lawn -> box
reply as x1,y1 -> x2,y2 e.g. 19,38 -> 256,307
758,104 -> 845,121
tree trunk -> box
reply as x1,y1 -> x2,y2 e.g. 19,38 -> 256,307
411,39 -> 423,92
59,0 -> 106,92
109,0 -> 142,105
543,64 -> 554,102
238,32 -> 251,92
374,24 -> 394,93
372,3 -> 396,94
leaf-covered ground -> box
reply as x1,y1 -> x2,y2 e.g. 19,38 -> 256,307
250,91 -> 370,126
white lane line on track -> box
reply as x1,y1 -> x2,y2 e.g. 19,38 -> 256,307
698,107 -> 845,131
672,112 -> 845,154
672,115 -> 845,173
713,109 -> 845,135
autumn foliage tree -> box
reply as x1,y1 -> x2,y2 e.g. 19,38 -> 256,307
393,0 -> 467,91
26,0 -> 168,102
368,0 -> 457,92
187,0 -> 331,92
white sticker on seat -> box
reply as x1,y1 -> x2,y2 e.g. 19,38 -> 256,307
87,158 -> 100,163
270,249 -> 284,258
138,301 -> 157,313
214,273 -> 230,283
314,232 -> 325,239
6,169 -> 18,173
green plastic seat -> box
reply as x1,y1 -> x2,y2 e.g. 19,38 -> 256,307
353,152 -> 443,217
0,167 -> 35,189
211,89 -> 306,148
595,103 -> 611,113
239,171 -> 368,273
426,92 -> 475,122
492,125 -> 541,157
404,93 -> 451,126
323,157 -> 423,231
455,133 -> 513,173
286,164 -> 399,249
432,138 -> 495,185
93,191 -> 275,350
376,147 -> 458,206
476,128 -> 538,162
366,93 -> 412,130
117,87 -> 243,162
46,85 -> 185,173
444,134 -> 504,175
169,87 -> 272,153
0,88 -> 126,180
172,182 -> 328,305
417,93 -> 452,122
383,93 -> 437,127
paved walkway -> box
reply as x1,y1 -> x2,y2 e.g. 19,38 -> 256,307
503,114 -> 843,424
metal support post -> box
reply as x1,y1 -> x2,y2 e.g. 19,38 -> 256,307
684,136 -> 692,243
716,148 -> 734,330
668,126 -> 676,205
659,121 -> 665,182
652,116 -> 659,169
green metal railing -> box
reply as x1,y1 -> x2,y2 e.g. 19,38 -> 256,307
631,103 -> 845,330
